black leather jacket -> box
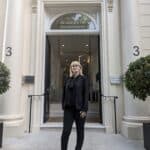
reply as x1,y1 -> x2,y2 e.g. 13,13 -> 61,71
62,75 -> 88,112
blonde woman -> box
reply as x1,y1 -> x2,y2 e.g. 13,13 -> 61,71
61,61 -> 89,150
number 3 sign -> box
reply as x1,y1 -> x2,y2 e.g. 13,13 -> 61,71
133,45 -> 140,56
6,47 -> 12,56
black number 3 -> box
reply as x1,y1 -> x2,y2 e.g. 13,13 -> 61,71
6,47 -> 12,56
133,46 -> 140,56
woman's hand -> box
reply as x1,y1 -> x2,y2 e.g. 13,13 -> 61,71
80,111 -> 86,118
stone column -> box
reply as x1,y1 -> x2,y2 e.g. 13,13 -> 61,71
120,0 -> 150,139
20,0 -> 33,133
102,0 -> 123,134
0,0 -> 30,136
101,0 -> 114,133
0,0 -> 7,60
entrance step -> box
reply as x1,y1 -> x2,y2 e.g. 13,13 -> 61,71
47,116 -> 100,123
40,123 -> 106,132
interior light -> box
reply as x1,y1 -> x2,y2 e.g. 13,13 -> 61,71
87,56 -> 90,63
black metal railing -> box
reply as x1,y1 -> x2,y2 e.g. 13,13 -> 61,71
28,93 -> 118,134
28,93 -> 46,133
101,94 -> 118,134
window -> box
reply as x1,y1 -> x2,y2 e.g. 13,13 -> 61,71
51,13 -> 96,30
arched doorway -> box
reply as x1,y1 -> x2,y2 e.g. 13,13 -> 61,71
44,12 -> 102,123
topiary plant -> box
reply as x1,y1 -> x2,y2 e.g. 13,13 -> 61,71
0,61 -> 10,94
124,55 -> 150,101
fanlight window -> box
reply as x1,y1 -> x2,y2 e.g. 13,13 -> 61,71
51,13 -> 96,30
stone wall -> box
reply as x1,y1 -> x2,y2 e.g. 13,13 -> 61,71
138,0 -> 150,55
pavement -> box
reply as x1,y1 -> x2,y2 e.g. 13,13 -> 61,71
0,128 -> 144,150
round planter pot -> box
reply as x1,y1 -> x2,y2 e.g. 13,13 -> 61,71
143,123 -> 150,150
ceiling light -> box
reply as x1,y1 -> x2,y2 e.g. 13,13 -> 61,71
85,44 -> 89,47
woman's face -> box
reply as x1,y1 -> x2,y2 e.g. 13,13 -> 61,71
71,64 -> 81,75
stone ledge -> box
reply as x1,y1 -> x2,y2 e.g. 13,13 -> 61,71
123,116 -> 150,123
121,121 -> 143,140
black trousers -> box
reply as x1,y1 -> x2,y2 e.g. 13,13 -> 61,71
61,107 -> 86,150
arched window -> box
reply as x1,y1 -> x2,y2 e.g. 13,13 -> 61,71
51,13 -> 96,30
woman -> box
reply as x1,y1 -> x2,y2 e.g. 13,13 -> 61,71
61,61 -> 89,150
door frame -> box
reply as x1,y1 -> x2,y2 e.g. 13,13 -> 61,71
43,36 -> 51,122
32,1 -> 111,132
44,34 -> 102,123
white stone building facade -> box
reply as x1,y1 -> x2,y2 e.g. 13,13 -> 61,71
0,0 -> 150,140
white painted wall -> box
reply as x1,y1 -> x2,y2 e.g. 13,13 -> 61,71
138,0 -> 150,56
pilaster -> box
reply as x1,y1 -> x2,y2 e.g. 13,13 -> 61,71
120,0 -> 150,139
0,0 -> 32,137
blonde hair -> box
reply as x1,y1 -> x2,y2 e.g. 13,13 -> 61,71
69,61 -> 83,77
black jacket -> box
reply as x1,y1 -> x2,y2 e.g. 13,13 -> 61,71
62,75 -> 88,112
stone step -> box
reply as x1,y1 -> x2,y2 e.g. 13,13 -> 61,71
40,122 -> 106,132
47,116 -> 100,122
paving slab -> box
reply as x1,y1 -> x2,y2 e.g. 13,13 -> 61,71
0,129 -> 144,150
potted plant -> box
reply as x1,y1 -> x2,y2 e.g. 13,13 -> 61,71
124,55 -> 150,150
0,61 -> 10,148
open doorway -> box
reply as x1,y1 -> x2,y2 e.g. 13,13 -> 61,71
44,35 -> 102,123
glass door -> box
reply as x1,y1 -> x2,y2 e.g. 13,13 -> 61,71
44,35 -> 102,123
